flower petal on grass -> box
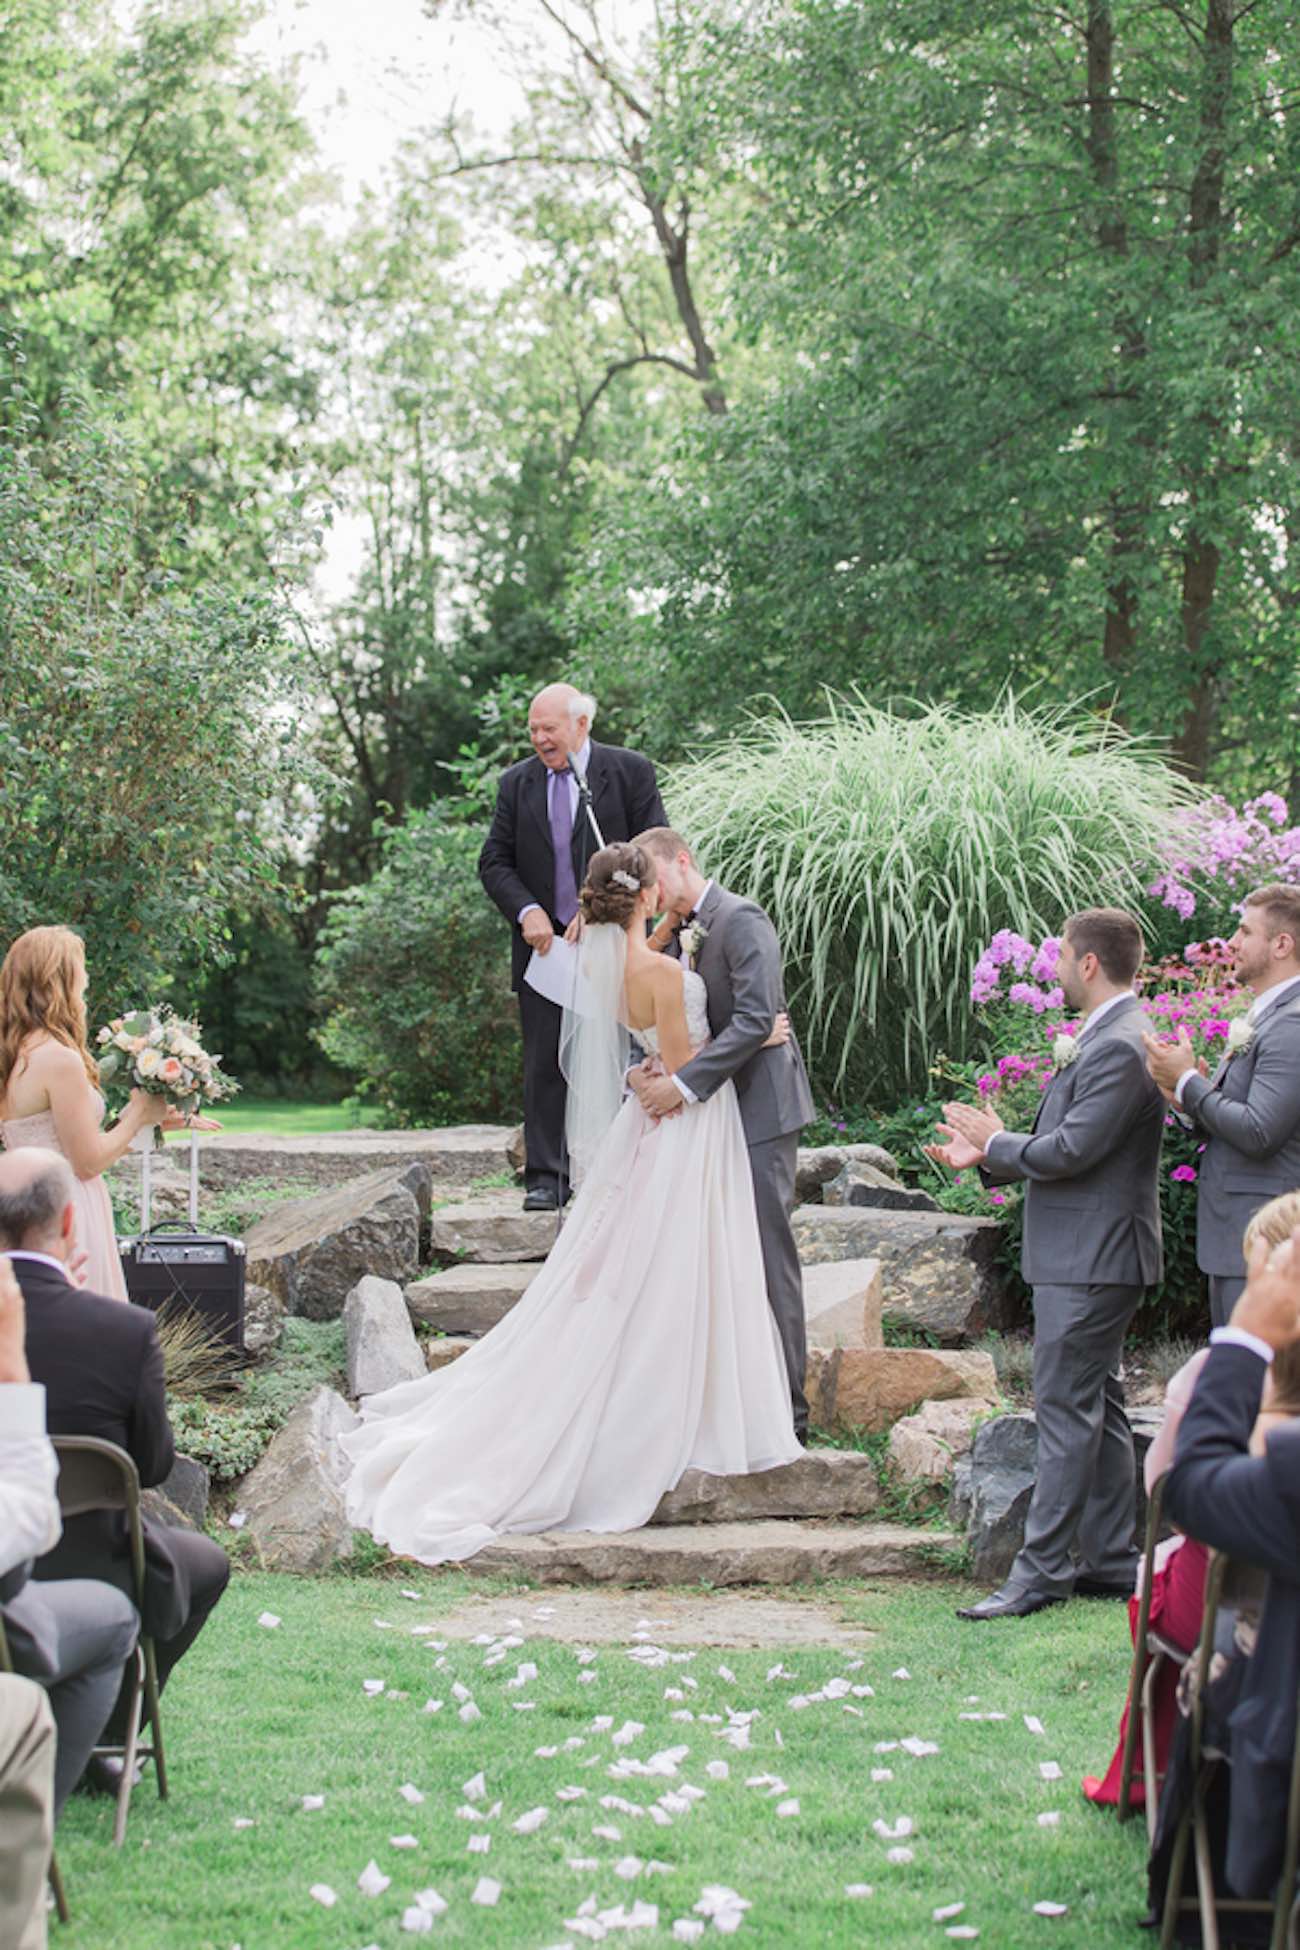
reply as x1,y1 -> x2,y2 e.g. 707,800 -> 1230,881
845,1884 -> 874,1898
886,1847 -> 915,1864
1033,1901 -> 1068,1917
463,1771 -> 487,1801
399,1783 -> 425,1804
871,1769 -> 894,1784
1038,1762 -> 1062,1782
471,1877 -> 501,1906
400,1907 -> 433,1934
300,1795 -> 325,1812
1037,1812 -> 1061,1829
672,1923 -> 705,1943
361,1678 -> 385,1695
308,1884 -> 337,1908
357,1861 -> 391,1898
934,1902 -> 965,1921
1024,1715 -> 1045,1736
513,1807 -> 549,1834
257,1611 -> 280,1629
775,1798 -> 800,1818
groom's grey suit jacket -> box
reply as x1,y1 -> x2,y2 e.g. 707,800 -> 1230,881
672,884 -> 814,1142
982,994 -> 1164,1287
1180,985 -> 1300,1278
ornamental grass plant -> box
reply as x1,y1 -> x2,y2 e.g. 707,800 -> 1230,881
666,697 -> 1192,1104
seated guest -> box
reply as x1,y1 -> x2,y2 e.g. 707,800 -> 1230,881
0,1149 -> 229,1755
1160,1209 -> 1300,1904
0,1257 -> 138,1812
0,1255 -> 59,1950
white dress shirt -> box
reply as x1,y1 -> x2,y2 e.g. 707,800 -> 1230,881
1175,970 -> 1300,1105
518,740 -> 594,926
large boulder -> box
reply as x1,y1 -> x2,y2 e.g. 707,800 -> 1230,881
793,1205 -> 1008,1343
949,1414 -> 1038,1584
238,1386 -> 358,1573
404,1262 -> 535,1334
245,1165 -> 428,1320
430,1197 -> 558,1265
823,1164 -> 940,1214
887,1399 -> 990,1505
795,1143 -> 899,1203
155,1453 -> 210,1529
807,1347 -> 998,1435
344,1276 -> 426,1398
802,1259 -> 884,1351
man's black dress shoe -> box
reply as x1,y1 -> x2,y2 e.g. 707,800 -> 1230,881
522,1186 -> 559,1212
956,1587 -> 1066,1621
1073,1576 -> 1137,1600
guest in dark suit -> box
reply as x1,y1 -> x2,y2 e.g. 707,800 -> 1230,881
1146,881 -> 1300,1326
1164,1217 -> 1300,1900
479,683 -> 667,1209
931,908 -> 1165,1619
0,1148 -> 229,1747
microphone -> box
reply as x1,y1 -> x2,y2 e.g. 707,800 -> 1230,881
567,751 -> 606,850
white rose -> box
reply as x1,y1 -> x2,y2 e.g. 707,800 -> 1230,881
1226,1016 -> 1254,1054
1052,1033 -> 1081,1069
136,1047 -> 162,1079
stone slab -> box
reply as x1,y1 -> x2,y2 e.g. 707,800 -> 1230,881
803,1259 -> 884,1351
238,1385 -> 359,1573
405,1262 -> 536,1333
246,1166 -> 427,1320
133,1125 -> 521,1197
888,1398 -> 990,1488
407,1591 -> 874,1647
807,1347 -> 998,1435
793,1204 -> 1008,1343
467,1520 -> 958,1586
650,1450 -> 879,1524
430,1197 -> 558,1265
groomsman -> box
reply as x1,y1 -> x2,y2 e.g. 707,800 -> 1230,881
929,908 -> 1164,1619
1145,881 -> 1300,1326
478,684 -> 666,1210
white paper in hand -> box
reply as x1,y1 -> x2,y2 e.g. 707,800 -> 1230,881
524,936 -> 594,1012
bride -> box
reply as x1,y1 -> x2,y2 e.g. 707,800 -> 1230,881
341,840 -> 803,1563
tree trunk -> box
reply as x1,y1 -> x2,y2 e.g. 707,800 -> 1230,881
1171,0 -> 1234,779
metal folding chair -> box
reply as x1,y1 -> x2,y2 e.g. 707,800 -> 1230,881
1118,1473 -> 1201,1839
1159,1554 -> 1300,1950
0,1614 -> 69,1923
50,1437 -> 168,1847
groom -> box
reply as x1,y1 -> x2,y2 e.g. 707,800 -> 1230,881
629,829 -> 815,1440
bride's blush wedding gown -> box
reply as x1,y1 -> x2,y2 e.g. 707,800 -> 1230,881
0,1092 -> 129,1301
341,970 -> 802,1563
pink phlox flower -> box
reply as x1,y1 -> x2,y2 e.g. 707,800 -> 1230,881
1201,1018 -> 1230,1040
1031,937 -> 1061,982
1245,791 -> 1288,827
1169,1164 -> 1198,1183
987,1191 -> 1007,1207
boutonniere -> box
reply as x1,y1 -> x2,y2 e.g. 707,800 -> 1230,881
1052,1032 -> 1081,1071
1225,1016 -> 1254,1056
679,921 -> 709,967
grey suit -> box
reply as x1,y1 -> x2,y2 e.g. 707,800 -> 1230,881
983,994 -> 1165,1595
1180,984 -> 1300,1327
674,884 -> 815,1433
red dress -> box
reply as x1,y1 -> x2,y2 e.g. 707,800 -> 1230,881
1083,1537 -> 1211,1807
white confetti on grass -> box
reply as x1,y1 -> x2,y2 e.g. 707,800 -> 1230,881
1034,1901 -> 1069,1917
228,1511 -> 247,1529
513,1806 -> 549,1834
886,1847 -> 915,1865
463,1771 -> 487,1801
308,1884 -> 337,1908
471,1877 -> 502,1906
468,1834 -> 491,1854
357,1860 -> 391,1898
400,1908 -> 433,1935
1037,1812 -> 1061,1829
232,1818 -> 255,1830
1024,1715 -> 1046,1736
873,1817 -> 914,1841
300,1795 -> 325,1812
934,1902 -> 966,1921
399,1783 -> 425,1805
257,1611 -> 280,1629
672,1921 -> 706,1943
362,1679 -> 385,1696
1039,1762 -> 1063,1782
775,1798 -> 800,1818
946,1929 -> 980,1941
845,1882 -> 874,1898
390,1835 -> 420,1850
870,1769 -> 894,1784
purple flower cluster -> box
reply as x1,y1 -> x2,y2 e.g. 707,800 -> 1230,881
971,930 -> 1062,1011
1151,793 -> 1300,919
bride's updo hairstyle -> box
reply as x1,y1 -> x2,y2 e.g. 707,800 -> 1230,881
580,843 -> 656,927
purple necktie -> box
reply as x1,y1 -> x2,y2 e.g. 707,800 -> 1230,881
549,769 -> 579,926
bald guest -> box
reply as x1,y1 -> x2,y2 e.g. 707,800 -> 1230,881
479,685 -> 666,1209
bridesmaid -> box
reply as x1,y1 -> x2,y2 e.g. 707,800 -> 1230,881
0,926 -> 186,1300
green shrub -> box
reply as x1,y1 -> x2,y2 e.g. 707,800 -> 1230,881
167,1319 -> 344,1482
665,696 -> 1193,1104
314,807 -> 522,1126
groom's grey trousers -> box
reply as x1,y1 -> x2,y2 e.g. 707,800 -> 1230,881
747,1132 -> 808,1437
981,996 -> 1165,1599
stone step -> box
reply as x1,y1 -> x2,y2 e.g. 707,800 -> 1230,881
650,1451 -> 879,1525
126,1124 -> 522,1200
407,1262 -> 536,1333
430,1197 -> 557,1264
793,1204 -> 1007,1344
467,1519 -> 957,1587
808,1345 -> 997,1435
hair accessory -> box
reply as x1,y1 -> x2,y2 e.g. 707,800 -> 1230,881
610,869 -> 639,891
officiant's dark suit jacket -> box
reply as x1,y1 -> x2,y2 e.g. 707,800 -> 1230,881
17,1256 -> 222,1643
1166,1341 -> 1300,1898
478,740 -> 666,990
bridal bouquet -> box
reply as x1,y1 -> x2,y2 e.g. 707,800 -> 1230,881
95,1007 -> 239,1141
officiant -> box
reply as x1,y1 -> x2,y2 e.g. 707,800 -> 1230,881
479,683 -> 667,1210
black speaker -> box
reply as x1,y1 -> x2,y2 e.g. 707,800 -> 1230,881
119,1222 -> 247,1356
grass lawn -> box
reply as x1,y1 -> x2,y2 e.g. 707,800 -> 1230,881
55,1571 -> 1150,1949
169,1098 -> 388,1139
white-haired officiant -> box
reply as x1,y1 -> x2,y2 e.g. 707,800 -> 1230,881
478,683 -> 667,1210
